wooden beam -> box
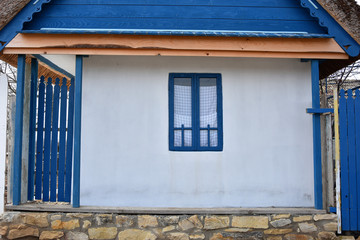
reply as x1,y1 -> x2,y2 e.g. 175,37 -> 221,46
4,33 -> 348,59
4,48 -> 348,59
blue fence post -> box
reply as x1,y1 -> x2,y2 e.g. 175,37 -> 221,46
311,60 -> 323,209
13,54 -> 26,205
73,56 -> 83,208
27,58 -> 38,201
65,78 -> 75,203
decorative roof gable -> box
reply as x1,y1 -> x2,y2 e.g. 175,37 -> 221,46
0,0 -> 359,58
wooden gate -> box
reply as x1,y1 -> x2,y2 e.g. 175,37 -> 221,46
339,89 -> 360,231
27,76 -> 75,203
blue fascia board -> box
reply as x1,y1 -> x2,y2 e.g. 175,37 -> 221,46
0,0 -> 52,52
300,0 -> 360,57
33,54 -> 74,79
20,29 -> 332,39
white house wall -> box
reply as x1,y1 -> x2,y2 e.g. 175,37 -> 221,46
81,56 -> 314,207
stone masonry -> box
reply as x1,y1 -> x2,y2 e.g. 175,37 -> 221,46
0,212 -> 341,240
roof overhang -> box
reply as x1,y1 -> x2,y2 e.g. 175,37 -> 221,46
3,33 -> 348,60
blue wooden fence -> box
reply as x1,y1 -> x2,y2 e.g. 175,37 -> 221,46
339,89 -> 360,231
28,76 -> 75,202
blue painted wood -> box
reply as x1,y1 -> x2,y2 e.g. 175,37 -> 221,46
168,74 -> 175,150
50,78 -> 60,202
217,74 -> 223,150
27,58 -> 38,201
58,78 -> 68,202
346,89 -> 358,230
300,0 -> 360,56
73,56 -> 83,208
306,108 -> 334,114
12,54 -> 26,205
0,0 -> 51,51
35,76 -> 45,200
23,0 -> 329,35
193,74 -> 199,150
47,0 -> 302,7
24,17 -> 326,34
43,78 -> 53,202
39,5 -> 315,21
65,78 -> 75,203
339,89 -> 350,230
355,90 -> 360,230
169,73 -> 222,151
21,29 -> 330,39
311,60 -> 322,210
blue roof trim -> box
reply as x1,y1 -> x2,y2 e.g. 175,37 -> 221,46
20,29 -> 332,39
0,0 -> 52,52
300,0 -> 360,57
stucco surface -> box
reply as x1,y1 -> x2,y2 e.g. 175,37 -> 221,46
80,56 -> 314,208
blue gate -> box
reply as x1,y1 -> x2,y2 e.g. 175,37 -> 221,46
339,89 -> 360,231
27,76 -> 75,203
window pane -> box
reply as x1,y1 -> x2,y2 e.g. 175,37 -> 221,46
174,130 -> 182,147
174,130 -> 192,147
184,130 -> 192,147
174,78 -> 192,128
199,78 -> 217,129
200,130 -> 218,147
200,130 -> 208,147
210,130 -> 218,147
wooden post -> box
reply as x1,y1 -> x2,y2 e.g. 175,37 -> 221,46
27,58 -> 38,201
0,74 -> 8,214
7,96 -> 15,204
13,54 -> 26,205
20,62 -> 31,203
73,55 -> 83,208
320,94 -> 327,210
312,60 -> 323,209
326,113 -> 334,208
333,87 -> 341,233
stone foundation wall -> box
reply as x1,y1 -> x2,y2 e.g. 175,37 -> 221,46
0,212 -> 339,240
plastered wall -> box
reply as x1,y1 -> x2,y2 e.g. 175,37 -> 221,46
81,56 -> 314,207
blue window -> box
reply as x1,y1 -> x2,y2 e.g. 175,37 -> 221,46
169,73 -> 223,151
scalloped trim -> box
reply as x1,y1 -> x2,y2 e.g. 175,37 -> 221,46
300,0 -> 360,57
23,0 -> 52,26
0,0 -> 52,51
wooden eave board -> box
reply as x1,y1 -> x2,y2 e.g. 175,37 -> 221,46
4,33 -> 348,59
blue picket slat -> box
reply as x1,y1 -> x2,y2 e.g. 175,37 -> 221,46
340,89 -> 350,230
27,58 -> 38,201
355,90 -> 360,230
50,78 -> 60,202
347,89 -> 358,230
65,78 -> 75,202
35,76 -> 45,200
58,78 -> 68,202
43,78 -> 53,202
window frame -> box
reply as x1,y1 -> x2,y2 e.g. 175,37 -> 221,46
169,73 -> 223,151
